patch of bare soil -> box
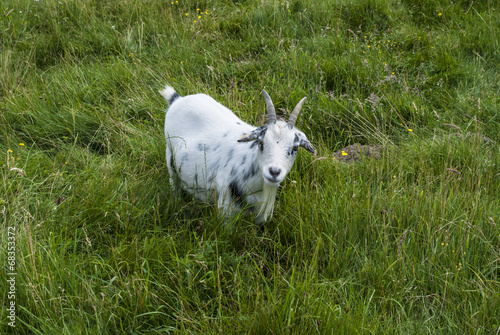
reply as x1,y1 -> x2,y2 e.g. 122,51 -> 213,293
331,143 -> 383,163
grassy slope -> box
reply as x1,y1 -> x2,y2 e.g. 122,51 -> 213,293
1,0 -> 499,333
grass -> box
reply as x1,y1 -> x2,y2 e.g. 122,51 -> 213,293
1,0 -> 499,333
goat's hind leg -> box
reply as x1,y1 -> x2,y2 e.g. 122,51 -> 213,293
166,149 -> 181,193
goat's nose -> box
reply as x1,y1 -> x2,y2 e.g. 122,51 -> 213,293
268,167 -> 282,178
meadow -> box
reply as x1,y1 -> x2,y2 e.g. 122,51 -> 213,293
0,0 -> 499,333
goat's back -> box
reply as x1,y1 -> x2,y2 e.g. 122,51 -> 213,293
165,94 -> 248,134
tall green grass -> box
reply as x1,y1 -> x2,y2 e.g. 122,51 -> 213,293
1,0 -> 499,333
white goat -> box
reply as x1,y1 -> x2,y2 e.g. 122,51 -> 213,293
160,86 -> 315,224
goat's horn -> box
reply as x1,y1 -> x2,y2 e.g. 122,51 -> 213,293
287,97 -> 307,128
262,90 -> 276,124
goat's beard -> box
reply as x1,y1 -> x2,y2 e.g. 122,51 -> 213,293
255,182 -> 279,224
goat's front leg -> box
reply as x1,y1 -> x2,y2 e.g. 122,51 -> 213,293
216,191 -> 240,224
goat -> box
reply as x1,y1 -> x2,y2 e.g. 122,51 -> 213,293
160,86 -> 315,224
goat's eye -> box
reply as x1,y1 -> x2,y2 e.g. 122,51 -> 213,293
292,145 -> 299,152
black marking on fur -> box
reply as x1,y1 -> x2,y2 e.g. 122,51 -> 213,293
197,143 -> 205,151
209,161 -> 220,172
223,132 -> 229,138
250,141 -> 259,149
170,156 -> 177,174
229,180 -> 245,208
224,149 -> 235,168
208,172 -> 217,183
241,155 -> 247,165
258,127 -> 268,137
168,92 -> 181,105
258,127 -> 267,152
213,144 -> 221,152
242,161 -> 258,181
236,122 -> 241,125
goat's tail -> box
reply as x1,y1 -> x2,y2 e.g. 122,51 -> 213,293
160,85 -> 181,106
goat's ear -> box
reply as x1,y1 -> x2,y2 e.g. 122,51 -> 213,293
237,126 -> 267,143
300,139 -> 316,154
297,133 -> 316,154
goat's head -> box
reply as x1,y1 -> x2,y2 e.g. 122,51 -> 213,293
238,90 -> 316,186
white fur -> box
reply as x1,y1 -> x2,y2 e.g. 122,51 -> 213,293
161,85 -> 314,224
